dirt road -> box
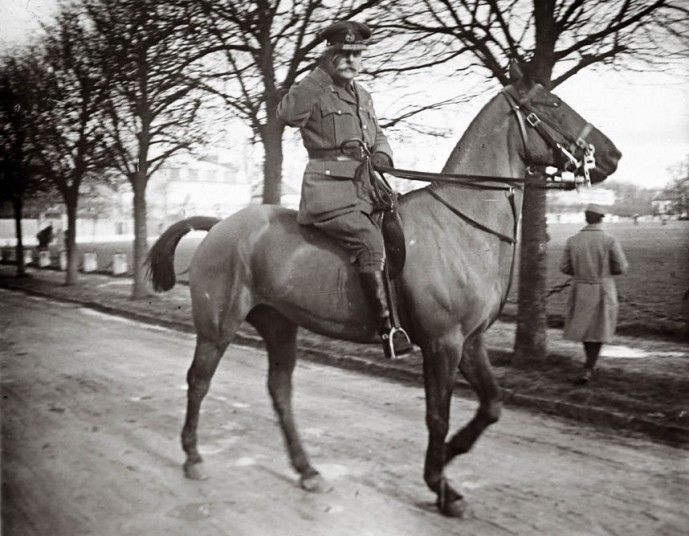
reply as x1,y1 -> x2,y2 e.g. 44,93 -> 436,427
1,289 -> 687,536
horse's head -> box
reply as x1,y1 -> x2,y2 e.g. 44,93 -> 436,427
505,65 -> 621,184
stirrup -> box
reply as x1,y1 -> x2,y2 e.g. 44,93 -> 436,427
381,326 -> 413,360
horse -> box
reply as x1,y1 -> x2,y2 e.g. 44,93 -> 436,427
147,70 -> 620,517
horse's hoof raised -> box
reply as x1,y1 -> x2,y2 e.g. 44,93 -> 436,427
184,462 -> 209,481
438,498 -> 468,518
300,473 -> 331,493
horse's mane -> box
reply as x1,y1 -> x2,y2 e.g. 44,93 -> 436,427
397,89 -> 509,205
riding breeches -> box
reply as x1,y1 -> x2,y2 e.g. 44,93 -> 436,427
311,210 -> 385,273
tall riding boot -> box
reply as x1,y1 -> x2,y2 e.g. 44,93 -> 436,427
359,271 -> 413,358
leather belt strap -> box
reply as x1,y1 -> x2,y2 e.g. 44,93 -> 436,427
308,156 -> 359,163
309,148 -> 361,160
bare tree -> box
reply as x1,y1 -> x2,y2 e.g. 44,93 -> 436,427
1,56 -> 33,277
388,0 -> 688,363
85,0 -> 206,298
12,8 -> 113,285
0,54 -> 53,278
664,155 -> 689,216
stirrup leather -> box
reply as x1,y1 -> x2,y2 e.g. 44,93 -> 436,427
381,325 -> 413,360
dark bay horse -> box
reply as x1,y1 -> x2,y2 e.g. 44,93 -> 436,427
147,73 -> 620,517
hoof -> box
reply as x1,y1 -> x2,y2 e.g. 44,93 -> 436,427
299,472 -> 332,493
184,461 -> 209,481
438,497 -> 469,518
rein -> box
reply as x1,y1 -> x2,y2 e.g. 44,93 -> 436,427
426,188 -> 517,244
374,166 -> 525,188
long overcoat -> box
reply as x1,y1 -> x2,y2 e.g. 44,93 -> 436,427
277,67 -> 392,224
559,224 -> 629,342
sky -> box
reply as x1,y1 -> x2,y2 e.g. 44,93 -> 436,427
2,0 -> 688,189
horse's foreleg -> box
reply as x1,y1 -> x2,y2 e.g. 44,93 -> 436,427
247,305 -> 329,493
445,334 -> 501,462
181,337 -> 227,480
421,333 -> 467,517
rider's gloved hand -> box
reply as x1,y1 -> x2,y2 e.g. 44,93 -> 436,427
371,152 -> 393,169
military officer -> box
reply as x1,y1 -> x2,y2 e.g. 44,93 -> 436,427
277,20 -> 411,358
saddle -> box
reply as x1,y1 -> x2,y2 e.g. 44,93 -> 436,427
382,209 -> 405,280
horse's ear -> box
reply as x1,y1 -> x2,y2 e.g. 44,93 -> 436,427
508,59 -> 534,91
508,60 -> 524,82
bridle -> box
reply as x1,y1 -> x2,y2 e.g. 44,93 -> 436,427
501,85 -> 597,187
359,88 -> 597,191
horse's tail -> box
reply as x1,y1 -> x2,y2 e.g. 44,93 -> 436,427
146,216 -> 220,292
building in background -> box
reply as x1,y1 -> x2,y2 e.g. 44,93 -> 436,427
148,154 -> 252,227
547,187 -> 618,223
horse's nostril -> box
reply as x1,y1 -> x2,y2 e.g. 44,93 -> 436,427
608,149 -> 622,174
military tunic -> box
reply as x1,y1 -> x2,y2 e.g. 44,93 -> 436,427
277,67 -> 393,272
559,224 -> 629,342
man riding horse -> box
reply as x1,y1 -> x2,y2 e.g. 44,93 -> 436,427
277,21 -> 412,358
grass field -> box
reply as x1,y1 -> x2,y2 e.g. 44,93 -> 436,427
537,220 -> 688,338
16,219 -> 689,339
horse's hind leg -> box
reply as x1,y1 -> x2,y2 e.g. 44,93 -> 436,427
421,330 -> 467,517
181,336 -> 228,480
445,333 -> 501,462
247,305 -> 329,493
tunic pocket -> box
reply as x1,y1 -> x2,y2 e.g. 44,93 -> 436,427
320,101 -> 356,147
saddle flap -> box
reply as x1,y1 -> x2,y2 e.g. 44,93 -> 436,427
382,209 -> 405,280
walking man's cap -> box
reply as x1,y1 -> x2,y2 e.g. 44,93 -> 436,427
585,203 -> 606,216
319,21 -> 371,51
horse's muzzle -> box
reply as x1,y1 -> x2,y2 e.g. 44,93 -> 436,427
590,147 -> 622,183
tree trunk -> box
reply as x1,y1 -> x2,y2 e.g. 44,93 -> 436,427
261,111 -> 285,205
12,196 -> 26,278
64,195 -> 79,286
512,1 -> 556,364
530,0 -> 556,88
131,175 -> 149,298
513,174 -> 549,365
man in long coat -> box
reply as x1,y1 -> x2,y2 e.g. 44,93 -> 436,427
559,204 -> 629,384
277,20 -> 411,358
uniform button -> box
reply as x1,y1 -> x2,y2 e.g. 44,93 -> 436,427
337,110 -> 342,115
363,125 -> 367,129
325,170 -> 331,175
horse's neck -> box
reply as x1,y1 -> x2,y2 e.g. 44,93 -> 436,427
440,94 -> 525,205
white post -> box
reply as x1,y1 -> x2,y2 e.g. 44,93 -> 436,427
24,249 -> 33,265
59,251 -> 68,271
82,252 -> 98,273
38,250 -> 51,268
112,253 -> 128,275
